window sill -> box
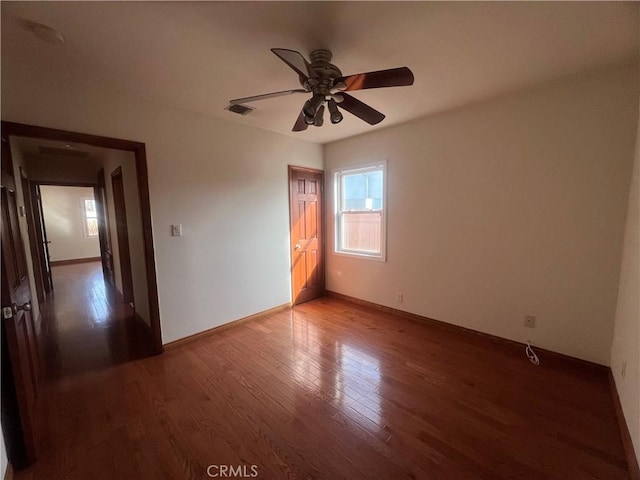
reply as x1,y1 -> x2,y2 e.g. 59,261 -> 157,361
333,250 -> 386,262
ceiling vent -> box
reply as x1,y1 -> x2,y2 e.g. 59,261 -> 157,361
225,104 -> 255,116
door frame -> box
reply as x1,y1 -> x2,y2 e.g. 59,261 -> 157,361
288,165 -> 325,305
1,121 -> 163,355
110,166 -> 134,303
96,169 -> 115,287
19,169 -> 46,306
29,182 -> 53,296
34,180 -> 106,288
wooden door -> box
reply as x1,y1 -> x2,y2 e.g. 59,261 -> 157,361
96,169 -> 115,286
20,172 -> 46,305
0,140 -> 39,467
289,166 -> 324,305
31,184 -> 53,294
111,167 -> 134,303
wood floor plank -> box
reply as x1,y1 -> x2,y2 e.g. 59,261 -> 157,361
11,262 -> 632,479
203,334 -> 424,479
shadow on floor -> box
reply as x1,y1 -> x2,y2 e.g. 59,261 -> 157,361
39,262 -> 156,379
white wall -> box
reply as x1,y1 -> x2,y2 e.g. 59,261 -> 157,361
610,99 -> 640,461
40,186 -> 101,262
0,433 -> 6,480
325,63 -> 639,365
101,150 -> 151,327
1,60 -> 323,344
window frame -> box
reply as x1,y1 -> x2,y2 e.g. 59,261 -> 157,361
81,196 -> 99,239
333,161 -> 387,262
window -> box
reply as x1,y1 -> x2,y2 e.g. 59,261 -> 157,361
82,197 -> 98,238
334,162 -> 386,260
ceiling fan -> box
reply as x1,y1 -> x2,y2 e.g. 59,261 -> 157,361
228,48 -> 414,132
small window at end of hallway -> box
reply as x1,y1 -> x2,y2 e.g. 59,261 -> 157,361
82,197 -> 98,238
334,162 -> 386,261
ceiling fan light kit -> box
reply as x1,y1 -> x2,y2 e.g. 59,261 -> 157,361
228,48 -> 414,132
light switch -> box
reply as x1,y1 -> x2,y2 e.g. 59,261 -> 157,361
171,224 -> 182,237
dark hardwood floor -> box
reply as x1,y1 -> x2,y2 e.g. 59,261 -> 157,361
16,272 -> 630,479
38,262 -> 155,378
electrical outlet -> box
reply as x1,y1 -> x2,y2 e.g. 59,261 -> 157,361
524,315 -> 536,328
395,293 -> 403,303
621,361 -> 627,379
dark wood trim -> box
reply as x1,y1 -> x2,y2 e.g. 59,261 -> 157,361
20,170 -> 46,305
287,165 -> 325,175
29,182 -> 53,296
326,290 -> 610,373
0,122 -> 145,151
133,143 -> 163,353
35,181 -> 96,188
164,303 -> 291,350
110,166 -> 134,304
50,257 -> 101,267
32,184 -> 53,295
95,169 -> 115,287
1,121 -> 163,355
609,371 -> 640,480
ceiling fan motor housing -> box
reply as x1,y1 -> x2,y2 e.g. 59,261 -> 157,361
300,49 -> 344,123
301,49 -> 343,93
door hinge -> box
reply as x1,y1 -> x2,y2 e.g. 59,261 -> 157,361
2,306 -> 14,319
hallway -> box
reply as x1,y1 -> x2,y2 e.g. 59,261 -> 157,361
39,261 -> 156,379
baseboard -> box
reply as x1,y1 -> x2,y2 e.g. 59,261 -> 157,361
50,256 -> 101,267
325,291 -> 608,373
164,303 -> 292,350
609,371 -> 640,480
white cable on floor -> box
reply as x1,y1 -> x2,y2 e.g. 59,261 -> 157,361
525,340 -> 540,366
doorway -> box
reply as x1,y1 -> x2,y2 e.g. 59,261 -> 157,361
1,121 -> 162,352
35,181 -> 154,380
288,166 -> 325,305
38,185 -> 101,268
0,121 -> 163,469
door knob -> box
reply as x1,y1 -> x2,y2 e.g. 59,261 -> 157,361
13,302 -> 31,313
294,244 -> 301,250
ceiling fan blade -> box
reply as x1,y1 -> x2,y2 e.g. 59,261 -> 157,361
338,93 -> 385,125
271,48 -> 317,80
230,89 -> 307,105
335,67 -> 414,91
292,110 -> 309,132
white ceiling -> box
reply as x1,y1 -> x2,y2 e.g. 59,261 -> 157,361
2,2 -> 638,144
